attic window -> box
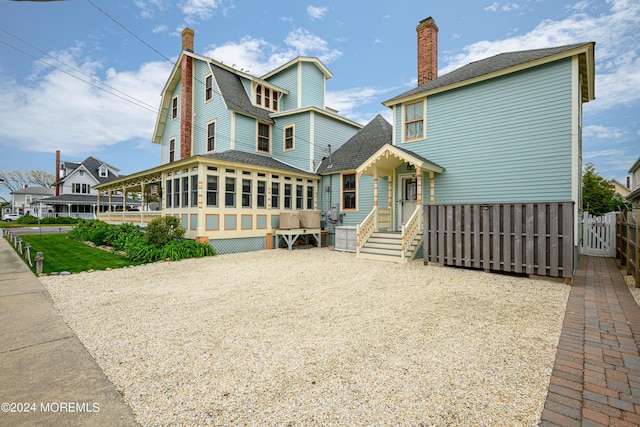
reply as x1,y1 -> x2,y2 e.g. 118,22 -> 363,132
255,84 -> 279,112
99,167 -> 107,178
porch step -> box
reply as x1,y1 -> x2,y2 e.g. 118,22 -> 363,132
358,231 -> 423,263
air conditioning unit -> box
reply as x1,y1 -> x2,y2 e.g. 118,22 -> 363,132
298,210 -> 321,228
328,203 -> 340,221
279,212 -> 299,229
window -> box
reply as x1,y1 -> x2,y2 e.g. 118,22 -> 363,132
71,183 -> 89,194
257,123 -> 270,153
225,177 -> 235,207
174,178 -> 180,208
342,173 -> 356,210
306,186 -> 314,209
79,170 -> 84,177
191,175 -> 198,206
257,181 -> 266,208
206,175 -> 218,206
207,121 -> 215,152
169,138 -> 176,163
255,84 -> 279,112
182,177 -> 189,207
404,101 -> 424,141
172,96 -> 178,119
296,185 -> 303,209
205,74 -> 213,101
284,183 -> 292,209
25,195 -> 32,203
242,179 -> 251,208
99,167 -> 107,177
166,179 -> 172,208
284,126 -> 294,151
82,184 -> 90,194
271,182 -> 279,209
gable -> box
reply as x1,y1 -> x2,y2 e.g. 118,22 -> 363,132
384,42 -> 595,107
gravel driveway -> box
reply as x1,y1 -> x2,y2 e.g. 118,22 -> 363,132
41,248 -> 569,426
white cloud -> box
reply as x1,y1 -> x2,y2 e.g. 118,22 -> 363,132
326,87 -> 397,123
307,5 -> 328,20
0,49 -> 170,157
443,0 -> 640,111
484,2 -> 521,12
583,125 -> 624,139
583,149 -> 626,159
203,28 -> 341,76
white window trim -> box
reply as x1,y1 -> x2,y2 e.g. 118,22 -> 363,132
284,124 -> 295,151
402,99 -> 426,143
206,120 -> 216,153
171,95 -> 179,120
256,122 -> 271,154
204,73 -> 213,102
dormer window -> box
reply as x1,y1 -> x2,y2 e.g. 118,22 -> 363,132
99,167 -> 108,178
255,84 -> 279,112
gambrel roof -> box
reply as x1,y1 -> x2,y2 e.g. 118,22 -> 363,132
384,42 -> 595,105
209,63 -> 273,123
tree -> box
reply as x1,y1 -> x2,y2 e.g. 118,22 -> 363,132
582,162 -> 629,216
0,169 -> 55,192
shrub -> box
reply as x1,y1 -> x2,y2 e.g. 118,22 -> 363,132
145,216 -> 185,248
68,219 -> 110,243
17,215 -> 38,225
104,223 -> 144,251
41,216 -> 79,224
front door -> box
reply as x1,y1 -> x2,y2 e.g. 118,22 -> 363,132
398,175 -> 417,228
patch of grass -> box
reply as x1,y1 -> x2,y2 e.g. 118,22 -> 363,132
17,234 -> 144,274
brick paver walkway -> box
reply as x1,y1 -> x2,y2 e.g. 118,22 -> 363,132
540,255 -> 640,426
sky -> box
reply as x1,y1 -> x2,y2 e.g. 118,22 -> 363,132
0,0 -> 638,203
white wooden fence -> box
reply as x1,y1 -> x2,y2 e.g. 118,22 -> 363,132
581,212 -> 616,257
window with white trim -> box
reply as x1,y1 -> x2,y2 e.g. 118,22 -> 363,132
257,181 -> 266,208
207,121 -> 215,152
342,173 -> 356,210
284,183 -> 292,209
172,95 -> 178,120
191,175 -> 198,206
257,123 -> 270,153
271,182 -> 279,209
284,125 -> 294,151
205,74 -> 213,102
242,179 -> 251,208
206,175 -> 218,206
225,177 -> 235,207
404,101 -> 424,141
169,138 -> 176,163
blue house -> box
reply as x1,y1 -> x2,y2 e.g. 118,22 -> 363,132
96,18 -> 595,272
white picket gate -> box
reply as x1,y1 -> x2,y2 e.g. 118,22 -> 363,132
581,212 -> 616,257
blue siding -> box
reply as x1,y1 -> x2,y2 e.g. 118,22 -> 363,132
266,65 -> 299,111
160,81 -> 182,164
313,114 -> 360,170
301,62 -> 325,108
234,114 -> 258,153
191,60 -> 233,155
272,112 -> 311,171
396,59 -> 575,203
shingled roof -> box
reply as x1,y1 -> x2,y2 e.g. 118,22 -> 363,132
201,150 -> 312,175
385,43 -> 592,104
210,63 -> 274,123
317,115 -> 392,174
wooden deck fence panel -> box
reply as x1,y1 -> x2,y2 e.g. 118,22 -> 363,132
424,202 -> 575,279
616,211 -> 639,286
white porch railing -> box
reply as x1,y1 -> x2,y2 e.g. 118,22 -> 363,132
356,207 -> 377,256
401,205 -> 422,262
97,211 -> 162,226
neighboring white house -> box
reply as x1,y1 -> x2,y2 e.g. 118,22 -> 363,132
40,156 -> 141,218
8,186 -> 54,217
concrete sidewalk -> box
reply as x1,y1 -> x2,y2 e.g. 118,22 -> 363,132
0,236 -> 138,426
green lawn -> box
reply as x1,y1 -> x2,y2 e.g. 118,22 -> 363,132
16,234 -> 143,274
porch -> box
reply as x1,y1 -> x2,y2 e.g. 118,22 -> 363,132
354,144 -> 444,263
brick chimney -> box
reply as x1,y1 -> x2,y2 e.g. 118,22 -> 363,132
180,28 -> 195,160
417,17 -> 438,86
55,150 -> 60,196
